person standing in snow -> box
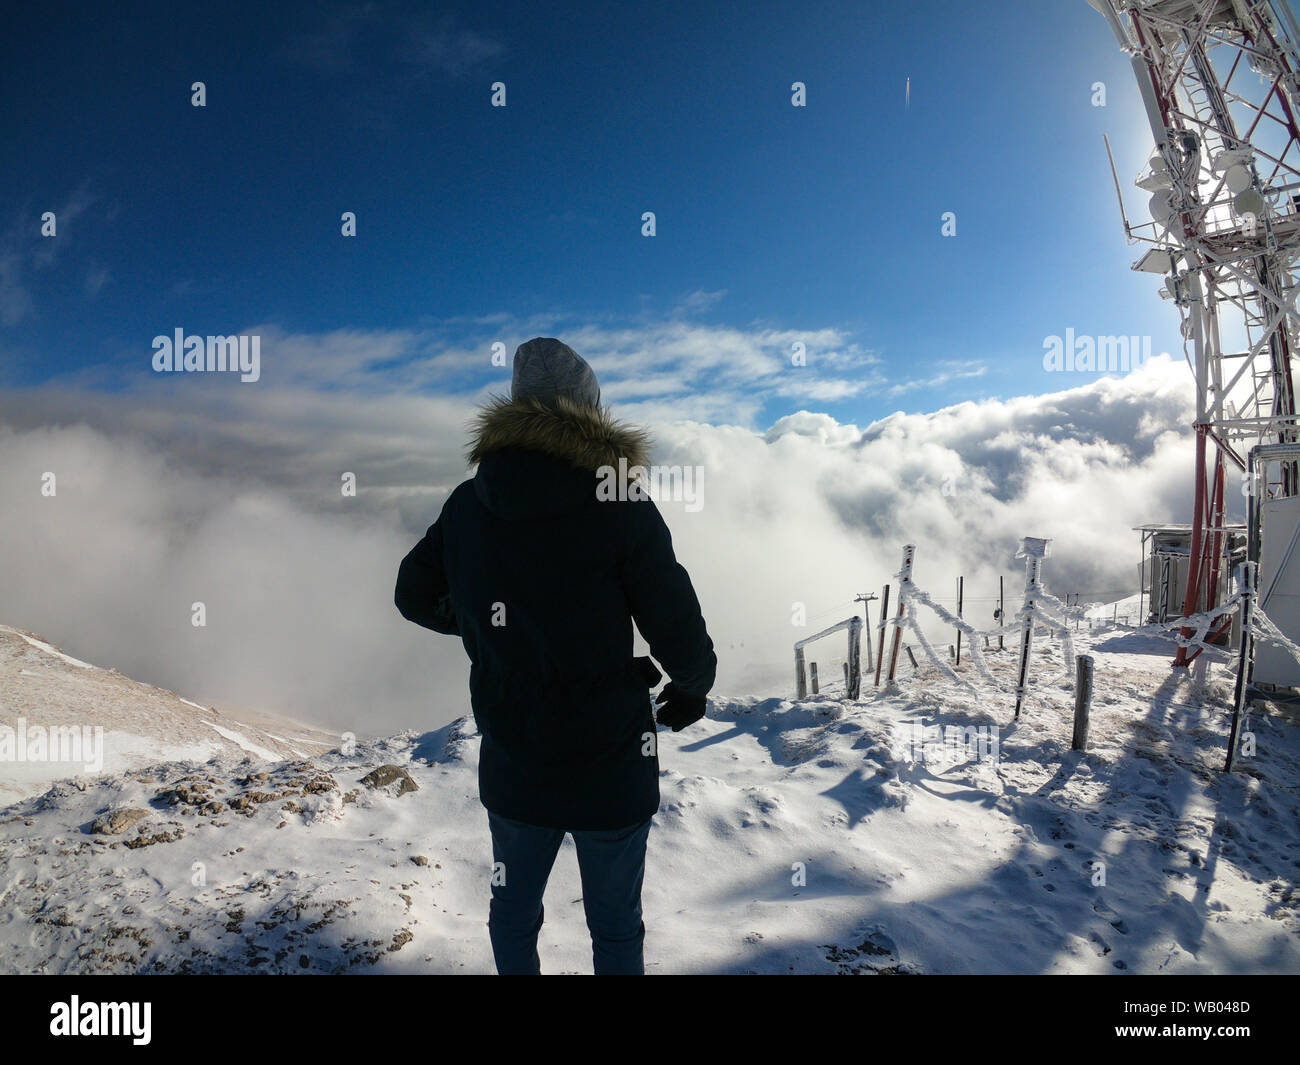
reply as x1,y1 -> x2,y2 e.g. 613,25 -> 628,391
394,337 -> 717,975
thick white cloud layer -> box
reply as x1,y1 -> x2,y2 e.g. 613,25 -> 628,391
0,422 -> 472,734
0,328 -> 1205,735
649,354 -> 1200,692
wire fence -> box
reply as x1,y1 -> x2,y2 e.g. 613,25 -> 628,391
866,540 -> 1300,772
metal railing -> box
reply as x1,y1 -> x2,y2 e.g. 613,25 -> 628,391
794,616 -> 863,699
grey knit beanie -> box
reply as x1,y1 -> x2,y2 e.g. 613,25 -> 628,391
511,337 -> 601,409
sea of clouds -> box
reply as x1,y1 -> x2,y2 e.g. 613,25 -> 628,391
0,323 -> 1204,735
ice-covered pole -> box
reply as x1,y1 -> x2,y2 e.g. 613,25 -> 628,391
1013,537 -> 1053,720
874,584 -> 891,687
1225,561 -> 1258,772
885,545 -> 914,686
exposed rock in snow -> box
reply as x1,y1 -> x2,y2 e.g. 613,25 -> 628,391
90,808 -> 151,835
359,764 -> 418,796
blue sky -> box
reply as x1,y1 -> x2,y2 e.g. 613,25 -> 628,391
0,1 -> 1216,722
1,0 -> 1172,428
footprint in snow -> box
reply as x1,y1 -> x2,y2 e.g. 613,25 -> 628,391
1092,899 -> 1128,934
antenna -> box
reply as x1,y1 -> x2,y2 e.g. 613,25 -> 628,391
1102,133 -> 1134,242
1090,0 -> 1300,668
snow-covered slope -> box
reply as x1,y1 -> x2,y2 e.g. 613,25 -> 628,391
0,624 -> 338,806
1,628 -> 1297,974
1085,593 -> 1143,625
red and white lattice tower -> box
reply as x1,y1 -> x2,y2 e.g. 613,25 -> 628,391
1090,0 -> 1300,664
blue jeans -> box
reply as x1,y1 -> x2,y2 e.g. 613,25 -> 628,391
487,810 -> 651,975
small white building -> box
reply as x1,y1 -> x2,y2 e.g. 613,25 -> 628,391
1134,523 -> 1246,647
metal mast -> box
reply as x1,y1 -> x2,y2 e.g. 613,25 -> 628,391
1090,0 -> 1300,664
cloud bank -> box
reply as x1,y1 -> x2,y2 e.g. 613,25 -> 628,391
0,322 -> 1204,735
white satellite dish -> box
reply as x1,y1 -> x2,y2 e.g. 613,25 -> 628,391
1149,190 -> 1174,221
1135,248 -> 1176,272
1137,169 -> 1174,191
1211,148 -> 1251,172
1235,188 -> 1266,217
1225,163 -> 1252,193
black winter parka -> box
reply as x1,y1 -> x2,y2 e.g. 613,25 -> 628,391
395,397 -> 716,829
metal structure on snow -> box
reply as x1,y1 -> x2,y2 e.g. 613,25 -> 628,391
1089,0 -> 1300,664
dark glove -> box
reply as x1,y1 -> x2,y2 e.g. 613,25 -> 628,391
653,682 -> 707,732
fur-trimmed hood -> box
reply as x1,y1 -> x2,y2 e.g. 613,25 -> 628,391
468,395 -> 651,472
466,396 -> 652,522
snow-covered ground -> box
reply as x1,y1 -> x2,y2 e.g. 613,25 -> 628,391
1,625 -> 1297,974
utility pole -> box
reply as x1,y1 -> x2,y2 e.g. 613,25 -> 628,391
854,592 -> 878,673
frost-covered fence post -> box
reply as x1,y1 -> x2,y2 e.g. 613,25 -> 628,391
1013,563 -> 1039,720
796,616 -> 863,701
956,576 -> 965,665
846,615 -> 863,699
1013,537 -> 1053,720
885,546 -> 915,686
874,584 -> 891,687
1072,654 -> 1094,751
998,576 -> 1005,650
1225,561 -> 1258,772
904,645 -> 919,671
